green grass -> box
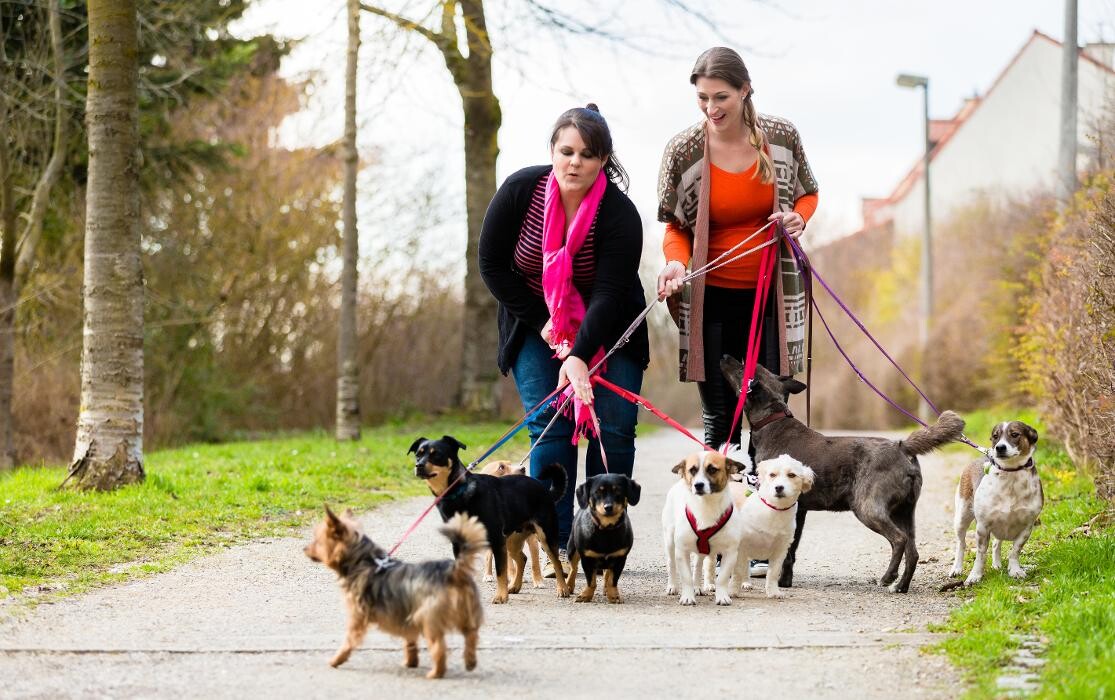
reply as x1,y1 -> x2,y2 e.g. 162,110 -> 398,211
0,422 -> 530,604
933,409 -> 1115,699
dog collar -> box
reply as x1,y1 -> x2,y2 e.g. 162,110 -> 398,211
990,457 -> 1035,473
760,496 -> 795,511
750,409 -> 792,431
685,504 -> 734,555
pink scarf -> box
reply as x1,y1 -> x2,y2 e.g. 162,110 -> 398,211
542,169 -> 607,443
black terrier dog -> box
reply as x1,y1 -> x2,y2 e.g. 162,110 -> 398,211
409,435 -> 570,603
565,473 -> 641,603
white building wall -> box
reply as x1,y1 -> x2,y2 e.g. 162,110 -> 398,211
891,35 -> 1115,238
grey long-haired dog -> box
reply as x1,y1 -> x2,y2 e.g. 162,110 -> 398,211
721,359 -> 965,593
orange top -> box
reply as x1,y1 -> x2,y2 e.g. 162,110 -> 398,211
663,161 -> 819,288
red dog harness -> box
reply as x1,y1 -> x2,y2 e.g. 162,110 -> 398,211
685,505 -> 734,554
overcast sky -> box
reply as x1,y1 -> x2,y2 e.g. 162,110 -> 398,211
235,0 -> 1115,261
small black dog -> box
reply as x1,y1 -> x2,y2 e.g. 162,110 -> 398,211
409,435 -> 570,603
565,473 -> 641,604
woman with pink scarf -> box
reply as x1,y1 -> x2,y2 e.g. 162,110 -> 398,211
479,105 -> 649,573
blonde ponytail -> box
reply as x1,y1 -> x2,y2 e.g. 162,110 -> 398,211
742,94 -> 774,184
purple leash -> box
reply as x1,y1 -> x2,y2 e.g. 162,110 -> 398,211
784,235 -> 985,453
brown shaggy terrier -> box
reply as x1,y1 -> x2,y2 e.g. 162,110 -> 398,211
304,506 -> 486,678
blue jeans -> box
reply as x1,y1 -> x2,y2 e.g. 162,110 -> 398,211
511,333 -> 642,546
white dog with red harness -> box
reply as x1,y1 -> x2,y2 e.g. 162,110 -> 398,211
662,451 -> 747,606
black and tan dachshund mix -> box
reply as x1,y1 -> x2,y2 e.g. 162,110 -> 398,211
565,474 -> 641,603
409,435 -> 570,603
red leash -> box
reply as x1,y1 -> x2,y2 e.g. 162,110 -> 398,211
591,376 -> 714,452
723,231 -> 779,453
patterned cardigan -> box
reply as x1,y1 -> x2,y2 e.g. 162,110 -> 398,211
657,115 -> 819,382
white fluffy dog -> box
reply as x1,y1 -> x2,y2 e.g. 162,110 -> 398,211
723,454 -> 815,599
663,451 -> 747,606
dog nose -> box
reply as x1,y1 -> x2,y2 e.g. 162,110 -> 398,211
996,445 -> 1008,456
694,483 -> 706,494
774,485 -> 785,495
603,504 -> 614,514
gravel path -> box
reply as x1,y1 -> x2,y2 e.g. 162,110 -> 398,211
0,427 -> 968,698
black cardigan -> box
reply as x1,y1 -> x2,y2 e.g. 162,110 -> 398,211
479,165 -> 650,375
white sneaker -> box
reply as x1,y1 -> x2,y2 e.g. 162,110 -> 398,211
749,560 -> 769,578
543,549 -> 568,578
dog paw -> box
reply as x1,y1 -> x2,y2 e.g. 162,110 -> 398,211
1008,566 -> 1027,579
508,583 -> 523,594
887,582 -> 906,594
678,592 -> 697,606
948,567 -> 963,578
766,588 -> 786,599
575,591 -> 594,603
963,575 -> 982,587
491,593 -> 509,604
607,594 -> 623,604
532,581 -> 545,589
329,653 -> 349,668
665,583 -> 678,596
715,591 -> 732,606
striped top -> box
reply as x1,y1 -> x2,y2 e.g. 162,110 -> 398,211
513,174 -> 598,297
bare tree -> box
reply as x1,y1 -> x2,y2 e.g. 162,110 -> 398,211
360,0 -> 501,414
336,0 -> 362,440
65,0 -> 144,490
0,0 -> 68,469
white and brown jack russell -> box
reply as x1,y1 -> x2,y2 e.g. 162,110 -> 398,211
662,451 -> 748,606
950,420 -> 1043,585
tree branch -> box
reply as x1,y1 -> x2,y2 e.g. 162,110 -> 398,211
15,0 -> 68,283
359,2 -> 449,52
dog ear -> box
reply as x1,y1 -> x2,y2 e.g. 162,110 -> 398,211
799,466 -> 816,493
720,355 -> 744,394
407,437 -> 428,455
575,479 -> 591,509
324,503 -> 345,534
779,376 -> 807,394
441,435 -> 467,451
1024,424 -> 1039,445
626,478 -> 642,506
724,458 -> 746,474
671,459 -> 687,475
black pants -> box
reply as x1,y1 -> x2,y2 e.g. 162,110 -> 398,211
698,285 -> 780,449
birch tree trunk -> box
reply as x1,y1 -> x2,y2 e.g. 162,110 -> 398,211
67,0 -> 145,490
335,0 -> 361,440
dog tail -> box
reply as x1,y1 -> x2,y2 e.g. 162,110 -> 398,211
901,410 -> 965,456
539,462 -> 567,502
440,513 -> 488,578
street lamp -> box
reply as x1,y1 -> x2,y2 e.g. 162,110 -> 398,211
896,72 -> 932,422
